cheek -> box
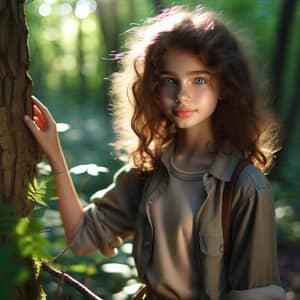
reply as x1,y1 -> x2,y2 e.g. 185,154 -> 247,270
204,97 -> 219,115
158,97 -> 174,113
159,85 -> 179,99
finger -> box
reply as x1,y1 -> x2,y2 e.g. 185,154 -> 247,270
33,115 -> 47,131
24,115 -> 40,136
33,104 -> 42,118
31,96 -> 46,109
31,96 -> 50,115
31,96 -> 55,126
33,105 -> 47,124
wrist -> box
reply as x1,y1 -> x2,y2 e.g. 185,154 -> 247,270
47,145 -> 68,174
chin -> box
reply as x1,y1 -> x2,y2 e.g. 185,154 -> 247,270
175,122 -> 194,129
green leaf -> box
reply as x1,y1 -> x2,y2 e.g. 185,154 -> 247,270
68,264 -> 97,275
27,174 -> 58,206
31,207 -> 46,219
15,218 -> 30,235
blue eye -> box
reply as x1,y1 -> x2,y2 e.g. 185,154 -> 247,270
193,77 -> 206,85
161,78 -> 176,85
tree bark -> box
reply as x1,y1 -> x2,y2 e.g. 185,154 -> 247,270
0,0 -> 41,298
77,18 -> 87,103
269,0 -> 298,179
271,0 -> 297,112
270,34 -> 300,180
95,0 -> 120,106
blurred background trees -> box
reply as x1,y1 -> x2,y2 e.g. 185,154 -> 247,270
3,0 -> 298,299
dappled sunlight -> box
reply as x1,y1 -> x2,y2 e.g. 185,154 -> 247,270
120,242 -> 133,255
82,18 -> 97,34
53,54 -> 76,72
57,122 -> 71,132
43,28 -> 59,41
39,4 -> 51,16
20,1 -> 300,299
75,0 -> 97,19
276,206 -> 293,219
84,118 -> 99,131
61,18 -> 78,41
65,128 -> 83,142
69,163 -> 109,176
45,0 -> 57,4
58,3 -> 73,16
112,281 -> 141,299
37,161 -> 52,175
101,263 -> 132,276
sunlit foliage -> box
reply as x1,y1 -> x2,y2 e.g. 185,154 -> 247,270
21,0 -> 300,298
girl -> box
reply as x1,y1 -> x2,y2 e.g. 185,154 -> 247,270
24,6 -> 285,300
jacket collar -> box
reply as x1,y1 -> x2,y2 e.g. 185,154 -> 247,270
161,141 -> 242,182
207,142 -> 243,182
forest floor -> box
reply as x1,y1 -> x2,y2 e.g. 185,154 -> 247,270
278,247 -> 300,300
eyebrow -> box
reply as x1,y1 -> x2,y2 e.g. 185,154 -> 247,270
160,70 -> 212,76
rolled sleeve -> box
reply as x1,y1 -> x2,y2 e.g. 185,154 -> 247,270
68,165 -> 145,257
228,170 -> 281,289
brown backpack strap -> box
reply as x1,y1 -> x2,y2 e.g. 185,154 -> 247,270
222,158 -> 250,266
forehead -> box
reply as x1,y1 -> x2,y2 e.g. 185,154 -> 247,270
160,48 -> 209,73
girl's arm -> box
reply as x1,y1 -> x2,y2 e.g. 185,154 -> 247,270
226,169 -> 285,300
24,96 -> 83,242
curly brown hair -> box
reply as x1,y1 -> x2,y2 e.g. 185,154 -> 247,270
111,6 -> 280,172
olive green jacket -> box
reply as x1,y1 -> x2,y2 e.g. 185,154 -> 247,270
69,144 -> 281,300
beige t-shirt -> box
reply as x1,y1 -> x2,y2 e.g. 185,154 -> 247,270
146,154 -> 207,300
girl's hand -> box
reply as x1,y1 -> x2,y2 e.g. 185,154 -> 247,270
24,96 -> 61,162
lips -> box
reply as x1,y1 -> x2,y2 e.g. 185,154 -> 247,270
174,108 -> 196,117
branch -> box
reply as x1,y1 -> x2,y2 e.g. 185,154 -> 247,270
42,262 -> 104,300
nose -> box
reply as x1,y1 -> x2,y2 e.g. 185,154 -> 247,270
176,82 -> 190,103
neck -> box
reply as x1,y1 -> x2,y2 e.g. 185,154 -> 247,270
173,123 -> 217,171
175,123 -> 215,157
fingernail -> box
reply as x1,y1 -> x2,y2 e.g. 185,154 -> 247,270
24,115 -> 29,121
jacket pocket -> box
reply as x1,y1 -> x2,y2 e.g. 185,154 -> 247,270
199,233 -> 223,257
198,233 -> 225,298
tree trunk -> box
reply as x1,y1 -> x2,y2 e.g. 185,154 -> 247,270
95,0 -> 120,106
0,0 -> 41,298
270,35 -> 300,180
77,18 -> 87,103
271,0 -> 297,112
269,0 -> 298,179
